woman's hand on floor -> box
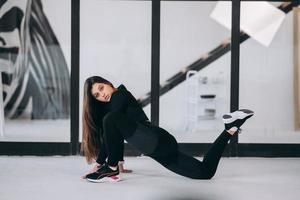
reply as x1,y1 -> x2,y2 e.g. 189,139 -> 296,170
118,162 -> 133,173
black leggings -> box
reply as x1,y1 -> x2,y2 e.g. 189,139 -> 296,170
102,111 -> 232,179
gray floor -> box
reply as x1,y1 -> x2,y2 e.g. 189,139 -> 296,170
1,156 -> 300,200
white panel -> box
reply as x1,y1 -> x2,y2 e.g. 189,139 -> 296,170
210,1 -> 286,47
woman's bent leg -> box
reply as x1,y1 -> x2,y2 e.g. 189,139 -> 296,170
151,130 -> 232,179
201,130 -> 232,178
102,112 -> 129,166
151,151 -> 208,179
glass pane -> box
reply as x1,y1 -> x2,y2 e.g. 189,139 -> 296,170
0,0 -> 71,142
239,1 -> 300,143
79,0 -> 151,142
160,1 -> 231,143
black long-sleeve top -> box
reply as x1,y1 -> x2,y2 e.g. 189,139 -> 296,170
108,84 -> 149,122
96,84 -> 149,164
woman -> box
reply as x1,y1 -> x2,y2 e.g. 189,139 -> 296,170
81,76 -> 254,183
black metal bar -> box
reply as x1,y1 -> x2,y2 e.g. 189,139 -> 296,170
0,142 -> 70,155
71,0 -> 80,155
124,143 -> 300,158
151,0 -> 161,126
1,142 -> 300,157
237,144 -> 300,157
230,0 -> 240,157
124,143 -> 231,157
106,143 -> 300,158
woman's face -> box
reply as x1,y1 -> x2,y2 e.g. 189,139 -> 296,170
91,82 -> 116,102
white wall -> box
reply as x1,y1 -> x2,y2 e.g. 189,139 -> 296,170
159,2 -> 231,142
78,1 -> 300,143
79,0 -> 152,142
239,10 -> 299,143
160,2 -> 300,143
7,1 -> 296,143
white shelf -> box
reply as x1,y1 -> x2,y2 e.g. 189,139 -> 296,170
185,70 -> 226,132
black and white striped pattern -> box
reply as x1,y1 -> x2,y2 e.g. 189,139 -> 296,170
0,0 -> 70,119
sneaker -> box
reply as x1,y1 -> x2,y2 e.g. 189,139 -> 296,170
86,163 -> 121,183
222,109 -> 254,132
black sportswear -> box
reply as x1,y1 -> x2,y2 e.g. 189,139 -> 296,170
95,83 -> 253,179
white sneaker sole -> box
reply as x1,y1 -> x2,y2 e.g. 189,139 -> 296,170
87,175 -> 121,183
222,109 -> 254,124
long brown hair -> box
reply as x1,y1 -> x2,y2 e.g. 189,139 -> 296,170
81,76 -> 114,164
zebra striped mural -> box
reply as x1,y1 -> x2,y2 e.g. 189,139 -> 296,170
0,0 -> 70,120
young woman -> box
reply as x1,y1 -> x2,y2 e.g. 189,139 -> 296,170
81,76 -> 254,183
